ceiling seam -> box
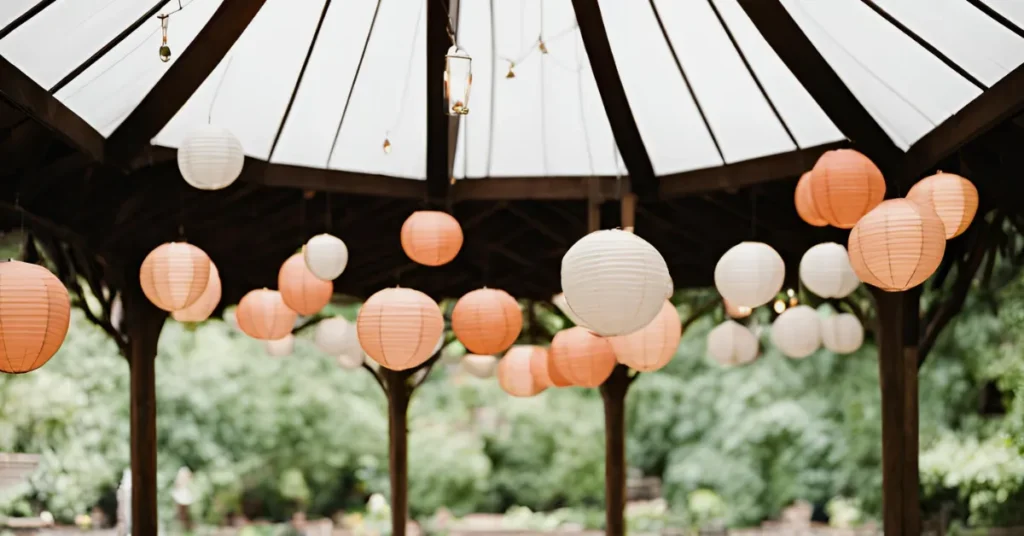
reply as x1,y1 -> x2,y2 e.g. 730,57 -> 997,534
964,0 -> 1024,40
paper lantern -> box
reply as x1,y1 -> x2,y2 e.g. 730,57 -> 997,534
706,320 -> 758,367
820,313 -> 864,354
303,233 -> 349,281
723,299 -> 752,320
0,261 -> 72,374
139,242 -> 212,312
609,301 -> 681,372
799,243 -> 860,299
545,349 -> 573,387
770,305 -> 821,359
279,253 -> 333,316
314,317 -> 361,356
400,211 -> 463,267
498,346 -> 546,397
551,293 -> 588,327
848,199 -> 946,291
177,125 -> 245,190
462,354 -> 498,379
549,327 -> 617,388
172,261 -> 221,323
794,171 -> 827,227
714,242 -> 785,308
236,289 -> 297,341
560,229 -> 671,336
906,172 -> 978,239
525,346 -> 554,388
809,149 -> 886,228
452,288 -> 522,355
337,352 -> 366,370
357,287 -> 444,371
264,334 -> 294,357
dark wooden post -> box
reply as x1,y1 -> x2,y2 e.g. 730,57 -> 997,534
600,364 -> 631,536
383,368 -> 412,536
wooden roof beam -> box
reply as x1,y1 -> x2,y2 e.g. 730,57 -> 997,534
426,0 -> 451,203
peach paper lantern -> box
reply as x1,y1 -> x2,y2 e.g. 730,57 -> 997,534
279,253 -> 332,316
400,211 -> 463,266
723,299 -> 752,320
498,345 -> 546,397
452,288 -> 522,355
848,199 -> 946,291
795,172 -> 827,227
236,289 -> 297,341
357,287 -> 444,371
549,327 -> 617,388
139,242 -> 211,311
609,300 -> 682,372
545,349 -> 573,387
906,172 -> 979,239
172,262 -> 221,323
0,261 -> 71,374
525,346 -> 554,388
809,149 -> 886,228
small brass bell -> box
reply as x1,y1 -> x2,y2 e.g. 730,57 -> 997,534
382,137 -> 392,154
505,62 -> 516,79
538,40 -> 548,54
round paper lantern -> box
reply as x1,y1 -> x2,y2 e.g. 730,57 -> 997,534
356,287 -> 444,371
707,320 -> 758,367
820,313 -> 864,354
799,243 -> 860,299
314,317 -> 361,356
524,346 -> 554,388
264,334 -> 295,357
172,261 -> 221,323
0,261 -> 71,374
236,289 -> 297,341
848,199 -> 946,291
452,288 -> 522,355
560,229 -> 671,336
462,354 -> 498,379
139,242 -> 212,312
551,293 -> 588,327
906,172 -> 979,239
770,305 -> 821,359
609,301 -> 681,372
545,349 -> 573,387
303,233 -> 349,281
279,253 -> 333,316
549,327 -> 617,388
400,211 -> 463,267
177,124 -> 245,190
723,299 -> 752,319
809,149 -> 886,228
714,242 -> 785,308
795,171 -> 827,227
498,346 -> 546,397
337,352 -> 366,370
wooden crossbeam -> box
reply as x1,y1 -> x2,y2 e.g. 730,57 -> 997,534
426,0 -> 451,202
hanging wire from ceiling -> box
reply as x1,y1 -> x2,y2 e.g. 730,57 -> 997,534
381,0 -> 427,156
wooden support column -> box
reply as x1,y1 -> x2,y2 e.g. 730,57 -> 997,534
600,364 -> 630,536
383,368 -> 412,536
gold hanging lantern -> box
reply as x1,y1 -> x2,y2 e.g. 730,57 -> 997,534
444,45 -> 472,116
158,14 -> 171,62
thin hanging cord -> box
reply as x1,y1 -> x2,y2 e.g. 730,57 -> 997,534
327,0 -> 383,168
208,56 -> 234,124
383,2 -> 426,139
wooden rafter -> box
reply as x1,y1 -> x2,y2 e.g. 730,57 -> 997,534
426,0 -> 451,202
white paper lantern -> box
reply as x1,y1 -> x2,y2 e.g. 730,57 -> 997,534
820,313 -> 864,354
177,125 -> 245,190
264,334 -> 295,357
303,234 -> 349,281
770,305 -> 821,359
707,320 -> 759,367
337,352 -> 366,370
461,354 -> 498,378
800,243 -> 860,299
715,242 -> 785,308
560,229 -> 671,336
551,293 -> 588,327
314,317 -> 361,356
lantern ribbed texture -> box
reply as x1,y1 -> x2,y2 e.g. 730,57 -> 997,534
236,289 -> 297,341
809,149 -> 886,228
279,253 -> 333,316
723,299 -> 752,319
303,233 -> 349,281
264,334 -> 295,357
906,172 -> 979,239
848,199 -> 946,292
799,243 -> 860,299
452,288 -> 522,355
609,300 -> 681,372
498,346 -> 545,397
545,348 -> 573,387
337,352 -> 365,370
714,242 -> 785,308
314,317 -> 360,356
462,354 -> 498,379
552,293 -> 588,327
172,261 -> 221,323
549,327 -> 617,388
770,305 -> 821,359
0,261 -> 71,374
525,346 -> 554,388
177,125 -> 245,190
707,320 -> 758,367
560,229 -> 671,337
820,313 -> 864,354
139,242 -> 211,312
400,211 -> 464,267
357,287 -> 444,371
795,171 -> 827,227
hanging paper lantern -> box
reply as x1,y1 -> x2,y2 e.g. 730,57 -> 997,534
723,299 -> 752,319
303,233 -> 349,281
770,305 -> 821,359
794,171 -> 827,227
461,354 -> 498,379
906,172 -> 979,239
337,352 -> 366,370
523,346 -> 554,388
848,199 -> 946,291
714,242 -> 785,308
707,320 -> 758,367
400,211 -> 463,267
545,348 -> 573,387
549,327 -> 617,388
172,261 -> 222,323
278,253 -> 332,316
177,125 -> 245,190
609,301 -> 681,372
452,288 -> 522,355
560,229 -> 671,337
236,289 -> 297,341
551,293 -> 588,327
139,242 -> 212,312
264,334 -> 295,357
799,243 -> 860,299
820,313 -> 864,354
356,287 -> 444,371
498,347 -> 544,397
314,317 -> 361,357
809,149 -> 886,228
0,261 -> 72,374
